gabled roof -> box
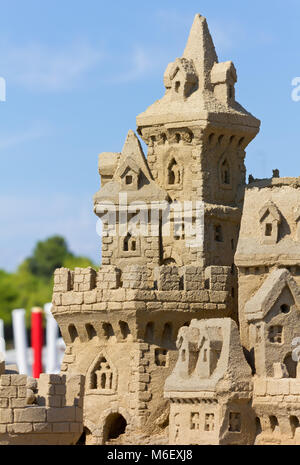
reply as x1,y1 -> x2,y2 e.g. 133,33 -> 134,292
211,61 -> 237,85
118,129 -> 152,179
259,201 -> 281,223
94,130 -> 169,205
164,58 -> 197,89
244,268 -> 300,321
115,156 -> 140,179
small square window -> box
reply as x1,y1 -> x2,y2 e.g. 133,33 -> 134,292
190,412 -> 200,430
268,326 -> 283,344
205,413 -> 215,431
265,223 -> 272,236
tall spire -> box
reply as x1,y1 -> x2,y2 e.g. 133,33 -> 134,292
136,13 -> 260,127
183,14 -> 218,82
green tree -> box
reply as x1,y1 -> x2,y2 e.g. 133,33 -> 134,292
63,255 -> 95,269
0,270 -> 20,324
0,236 -> 95,328
27,235 -> 74,279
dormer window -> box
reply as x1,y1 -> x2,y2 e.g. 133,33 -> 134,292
116,156 -> 140,190
211,61 -> 237,105
121,168 -> 138,189
259,201 -> 281,245
164,57 -> 197,100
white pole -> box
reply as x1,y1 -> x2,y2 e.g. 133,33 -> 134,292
0,319 -> 5,358
12,309 -> 29,374
44,303 -> 58,373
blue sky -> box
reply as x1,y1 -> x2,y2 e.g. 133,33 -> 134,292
0,0 -> 299,271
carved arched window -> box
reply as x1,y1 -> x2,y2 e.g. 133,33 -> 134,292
145,322 -> 154,342
162,322 -> 172,344
167,158 -> 181,186
103,322 -> 114,339
122,232 -> 140,256
119,321 -> 130,339
290,416 -> 299,436
88,354 -> 117,393
85,323 -> 97,340
68,324 -> 78,343
221,158 -> 230,185
269,415 -> 279,432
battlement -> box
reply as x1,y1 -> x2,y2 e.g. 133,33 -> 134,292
51,264 -> 234,350
123,265 -> 152,290
52,265 -> 233,316
204,265 -> 233,291
53,264 -> 232,295
0,368 -> 84,444
154,266 -> 181,291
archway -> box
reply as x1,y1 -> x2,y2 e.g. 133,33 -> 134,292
103,413 -> 127,443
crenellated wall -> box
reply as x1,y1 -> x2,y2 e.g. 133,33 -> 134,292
52,264 -> 234,330
50,263 -> 235,443
0,368 -> 84,445
253,376 -> 300,445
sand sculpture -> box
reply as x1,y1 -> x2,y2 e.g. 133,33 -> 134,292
1,13 -> 299,445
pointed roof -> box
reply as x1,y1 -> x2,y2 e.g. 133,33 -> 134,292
259,201 -> 281,223
94,130 -> 169,205
115,156 -> 140,178
244,269 -> 300,321
182,13 -> 218,84
136,14 -> 260,131
120,130 -> 151,179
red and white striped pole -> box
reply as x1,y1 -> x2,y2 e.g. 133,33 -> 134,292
31,307 -> 43,378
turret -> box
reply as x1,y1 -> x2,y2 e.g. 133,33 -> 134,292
136,14 -> 260,269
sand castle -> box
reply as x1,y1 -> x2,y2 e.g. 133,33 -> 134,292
1,13 -> 299,445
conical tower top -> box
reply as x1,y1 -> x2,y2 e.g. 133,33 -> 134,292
183,14 -> 218,76
137,13 -> 260,130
